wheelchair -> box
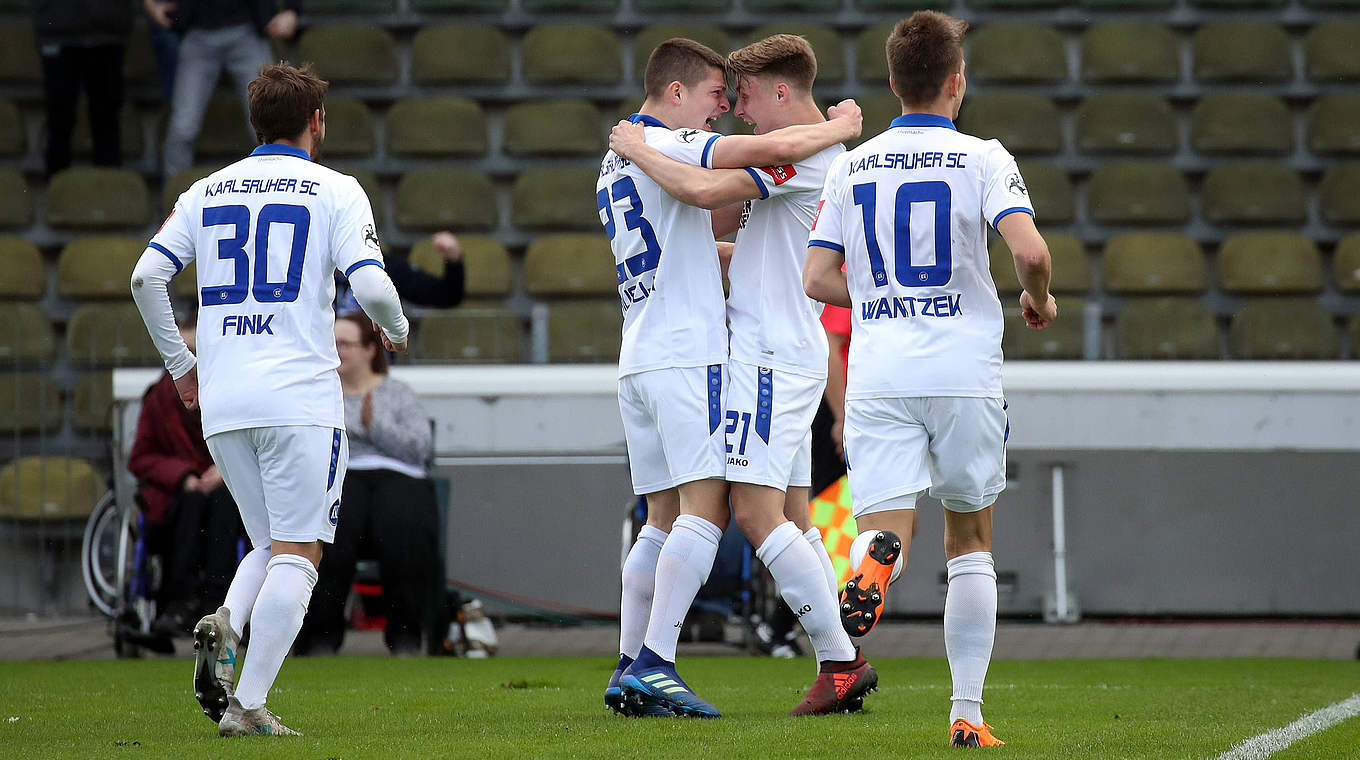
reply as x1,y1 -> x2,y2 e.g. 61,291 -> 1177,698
80,487 -> 176,657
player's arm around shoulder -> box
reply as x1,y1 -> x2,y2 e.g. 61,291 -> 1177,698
996,212 -> 1057,330
608,121 -> 761,210
707,99 -> 862,170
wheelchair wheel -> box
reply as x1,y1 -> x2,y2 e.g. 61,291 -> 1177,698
81,489 -> 125,618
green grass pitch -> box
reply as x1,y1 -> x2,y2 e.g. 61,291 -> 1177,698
1,657 -> 1356,759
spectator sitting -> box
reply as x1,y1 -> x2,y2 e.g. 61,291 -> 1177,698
337,231 -> 466,315
295,312 -> 440,656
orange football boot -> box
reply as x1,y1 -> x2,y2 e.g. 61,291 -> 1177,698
839,530 -> 901,637
949,718 -> 1005,747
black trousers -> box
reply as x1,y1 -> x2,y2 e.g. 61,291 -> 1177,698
810,397 -> 848,498
162,485 -> 244,613
296,468 -> 440,655
40,43 -> 124,177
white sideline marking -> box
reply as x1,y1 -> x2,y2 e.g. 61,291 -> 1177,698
1214,693 -> 1360,760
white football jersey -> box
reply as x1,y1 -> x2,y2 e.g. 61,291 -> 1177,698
727,144 -> 843,378
598,114 -> 728,378
809,113 -> 1033,399
149,144 -> 383,437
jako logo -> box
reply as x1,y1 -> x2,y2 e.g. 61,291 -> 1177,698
794,604 -> 813,617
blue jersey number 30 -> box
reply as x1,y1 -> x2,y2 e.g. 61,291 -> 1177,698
201,203 -> 311,306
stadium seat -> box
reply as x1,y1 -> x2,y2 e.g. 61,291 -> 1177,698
1114,298 -> 1219,360
189,94 -> 252,157
1074,94 -> 1176,154
1307,96 -> 1360,155
340,168 -> 382,218
988,232 -> 1088,294
1082,23 -> 1179,83
1190,95 -> 1290,155
548,300 -> 623,363
321,97 -> 375,158
0,303 -> 55,362
297,25 -> 398,85
503,99 -> 602,157
414,309 -> 522,363
1334,233 -> 1360,292
57,237 -> 145,299
1017,163 -> 1074,224
1306,21 -> 1360,83
749,24 -> 843,84
523,234 -> 618,296
0,373 -> 62,434
970,24 -> 1067,83
1319,164 -> 1360,224
173,261 -> 198,300
1194,22 -> 1291,83
411,26 -> 510,85
0,237 -> 44,298
1201,164 -> 1305,225
0,457 -> 104,521
1003,298 -> 1085,359
1102,232 -> 1206,294
0,25 -> 40,83
0,168 -> 33,228
856,23 -> 894,85
66,303 -> 160,366
1087,163 -> 1189,224
512,168 -> 602,231
162,165 -> 220,212
956,94 -> 1060,156
848,94 -> 901,149
46,168 -> 148,230
72,102 -> 143,159
0,99 -> 23,156
633,25 -> 730,76
522,25 -> 621,85
1217,232 -> 1322,294
388,98 -> 488,157
71,371 -> 112,432
395,170 -> 497,232
1230,299 -> 1338,359
306,0 -> 398,11
409,235 -> 512,297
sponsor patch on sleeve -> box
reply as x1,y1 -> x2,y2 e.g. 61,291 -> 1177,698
760,164 -> 797,185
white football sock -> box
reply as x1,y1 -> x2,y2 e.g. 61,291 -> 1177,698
803,526 -> 839,598
222,546 -> 270,638
945,551 -> 997,725
234,554 -> 317,710
760,521 -> 857,664
618,524 -> 667,659
642,514 -> 722,663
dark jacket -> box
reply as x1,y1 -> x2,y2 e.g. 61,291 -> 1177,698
127,373 -> 214,526
171,0 -> 301,36
33,0 -> 133,47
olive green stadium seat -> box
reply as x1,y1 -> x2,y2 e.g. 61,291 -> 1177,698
971,24 -> 1067,84
1230,299 -> 1338,359
1307,96 -> 1360,155
395,170 -> 497,232
0,457 -> 104,521
1194,22 -> 1291,84
956,94 -> 1059,156
410,234 -> 512,297
1087,163 -> 1189,225
1075,94 -> 1176,155
1218,232 -> 1322,294
162,165 -> 221,212
512,168 -> 602,231
48,168 -> 148,230
66,302 -> 160,366
414,309 -> 523,363
1320,164 -> 1360,225
547,300 -> 623,363
1115,298 -> 1219,360
1102,233 -> 1206,294
307,0 -> 398,11
0,168 -> 33,228
1202,164 -> 1305,225
388,98 -> 487,157
411,26 -> 510,85
333,167 -> 381,217
322,98 -> 374,158
1017,163 -> 1074,225
410,0 -> 503,9
523,25 -> 621,85
0,374 -> 62,434
633,25 -> 730,76
0,99 -> 24,156
173,261 -> 198,300
1082,23 -> 1178,84
522,0 -> 618,9
298,25 -> 397,85
72,102 -> 143,159
750,24 -> 843,84
1191,95 -> 1290,155
0,25 -> 40,84
856,23 -> 894,85
846,94 -> 901,149
0,303 -> 55,362
192,95 -> 252,157
988,232 -> 1088,294
524,234 -> 617,296
0,237 -> 44,298
1334,233 -> 1360,292
71,371 -> 112,432
504,100 -> 602,157
57,237 -> 145,299
1306,22 -> 1360,83
1003,298 -> 1085,359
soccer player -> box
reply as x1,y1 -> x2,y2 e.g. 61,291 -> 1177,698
607,34 -> 876,716
130,63 -> 410,737
802,12 -> 1057,747
599,37 -> 862,718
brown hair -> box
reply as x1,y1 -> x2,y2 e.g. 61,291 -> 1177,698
886,11 -> 968,106
338,312 -> 388,375
643,38 -> 727,99
247,62 -> 329,144
727,34 -> 818,92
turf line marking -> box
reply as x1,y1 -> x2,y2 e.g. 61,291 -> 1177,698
1213,693 -> 1360,760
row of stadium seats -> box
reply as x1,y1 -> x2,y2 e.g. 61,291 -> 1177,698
0,373 -> 111,433
0,456 -> 103,521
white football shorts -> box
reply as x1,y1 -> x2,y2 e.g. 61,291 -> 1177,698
205,424 -> 349,547
617,364 -> 727,495
724,360 -> 824,491
843,396 -> 1008,517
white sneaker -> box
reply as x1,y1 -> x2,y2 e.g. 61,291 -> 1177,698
192,606 -> 239,723
218,696 -> 302,737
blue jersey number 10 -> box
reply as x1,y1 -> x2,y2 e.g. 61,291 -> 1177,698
200,203 -> 311,306
852,180 -> 952,288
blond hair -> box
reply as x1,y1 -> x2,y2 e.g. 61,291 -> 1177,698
727,34 -> 817,92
